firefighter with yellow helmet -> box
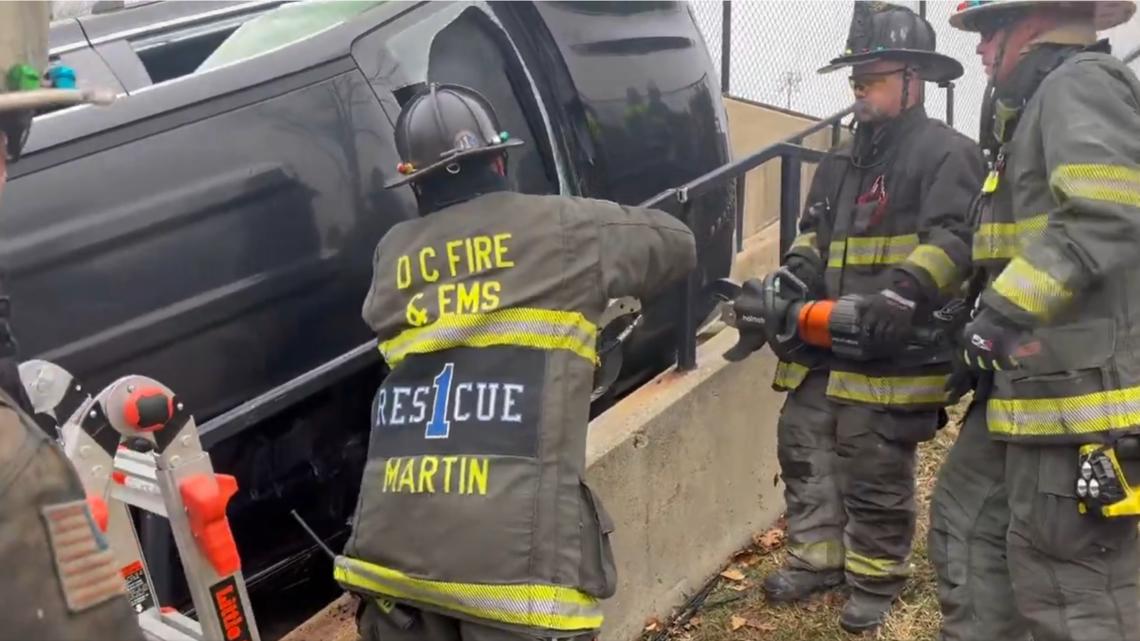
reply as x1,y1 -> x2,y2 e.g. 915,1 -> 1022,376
0,3 -> 142,640
930,1 -> 1140,640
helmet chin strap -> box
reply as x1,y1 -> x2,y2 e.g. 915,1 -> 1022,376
979,27 -> 1012,154
900,66 -> 911,114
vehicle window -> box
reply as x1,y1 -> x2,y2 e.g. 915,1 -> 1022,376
128,16 -> 254,85
425,6 -> 559,196
197,1 -> 385,73
115,1 -> 317,87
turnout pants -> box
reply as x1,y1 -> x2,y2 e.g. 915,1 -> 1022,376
777,371 -> 936,596
929,400 -> 1140,641
357,599 -> 597,641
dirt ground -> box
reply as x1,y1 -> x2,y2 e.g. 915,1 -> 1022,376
640,403 -> 967,641
278,593 -> 359,641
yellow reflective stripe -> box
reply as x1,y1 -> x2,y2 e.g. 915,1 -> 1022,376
827,234 -> 918,268
972,214 -> 1048,261
1051,163 -> 1140,208
773,361 -> 810,390
826,371 -> 949,406
828,240 -> 844,268
787,540 -> 843,571
904,244 -> 958,289
987,385 -> 1140,437
791,232 -> 819,255
335,557 -> 603,631
990,256 -> 1073,320
380,308 -> 597,367
845,550 -> 910,578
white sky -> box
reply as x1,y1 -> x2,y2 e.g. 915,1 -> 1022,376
691,0 -> 1140,140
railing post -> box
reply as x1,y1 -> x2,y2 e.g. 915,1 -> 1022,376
779,150 -> 802,257
720,0 -> 732,95
733,174 -> 745,253
677,197 -> 698,371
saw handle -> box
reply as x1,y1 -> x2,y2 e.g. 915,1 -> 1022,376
910,325 -> 946,347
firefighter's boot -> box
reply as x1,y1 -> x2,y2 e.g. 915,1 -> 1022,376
839,589 -> 894,634
762,567 -> 844,603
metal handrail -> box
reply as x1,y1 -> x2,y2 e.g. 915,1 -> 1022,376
641,104 -> 854,372
639,105 -> 854,210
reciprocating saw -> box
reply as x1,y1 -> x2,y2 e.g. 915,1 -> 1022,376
708,265 -> 970,363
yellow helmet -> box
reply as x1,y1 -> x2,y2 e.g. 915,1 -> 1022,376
0,2 -> 114,159
949,0 -> 1136,32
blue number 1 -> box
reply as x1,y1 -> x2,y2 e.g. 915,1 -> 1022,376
425,363 -> 454,439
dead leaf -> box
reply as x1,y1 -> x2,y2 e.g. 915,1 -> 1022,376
753,527 -> 786,551
734,551 -> 761,566
720,568 -> 746,582
643,617 -> 662,632
728,581 -> 751,591
746,618 -> 778,632
773,472 -> 782,487
730,615 -> 747,631
689,616 -> 703,627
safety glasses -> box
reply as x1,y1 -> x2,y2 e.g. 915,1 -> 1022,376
847,67 -> 907,92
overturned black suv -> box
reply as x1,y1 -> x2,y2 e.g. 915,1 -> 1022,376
7,0 -> 735,614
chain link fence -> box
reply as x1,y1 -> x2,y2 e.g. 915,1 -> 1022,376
690,0 -> 1140,142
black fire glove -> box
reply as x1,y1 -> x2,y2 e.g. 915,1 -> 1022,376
784,254 -> 824,298
958,306 -> 1030,372
858,271 -> 922,349
943,356 -> 977,404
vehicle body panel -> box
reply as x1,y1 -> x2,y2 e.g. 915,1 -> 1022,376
6,0 -> 735,610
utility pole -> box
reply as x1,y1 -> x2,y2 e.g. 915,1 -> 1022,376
778,70 -> 802,110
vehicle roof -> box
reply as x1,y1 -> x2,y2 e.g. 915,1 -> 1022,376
25,0 -> 418,160
77,0 -> 285,45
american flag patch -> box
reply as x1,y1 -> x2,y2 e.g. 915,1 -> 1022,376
41,500 -> 127,612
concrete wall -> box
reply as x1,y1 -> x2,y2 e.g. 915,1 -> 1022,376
588,226 -> 785,641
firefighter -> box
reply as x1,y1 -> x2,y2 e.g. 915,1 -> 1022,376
930,2 -> 1140,640
0,3 -> 145,641
334,83 -> 696,640
759,2 -> 984,633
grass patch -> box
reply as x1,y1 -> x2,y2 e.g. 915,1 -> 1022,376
642,402 -> 967,641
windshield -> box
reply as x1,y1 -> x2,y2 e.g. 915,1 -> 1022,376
196,0 -> 385,72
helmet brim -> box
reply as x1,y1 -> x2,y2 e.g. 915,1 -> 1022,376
949,1 -> 1136,32
818,50 -> 965,83
384,138 -> 524,189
